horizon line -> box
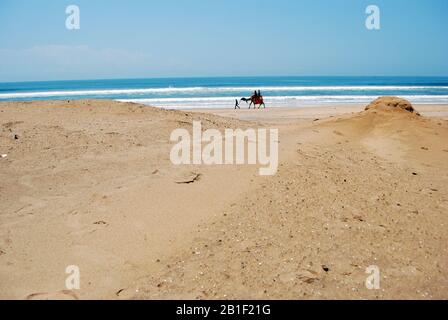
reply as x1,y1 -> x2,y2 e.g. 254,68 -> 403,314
2,74 -> 448,84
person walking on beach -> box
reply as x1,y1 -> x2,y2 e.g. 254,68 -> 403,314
234,99 -> 240,109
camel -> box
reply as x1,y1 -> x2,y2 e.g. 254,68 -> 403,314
240,95 -> 266,109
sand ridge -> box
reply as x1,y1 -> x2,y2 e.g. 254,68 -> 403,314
123,105 -> 448,299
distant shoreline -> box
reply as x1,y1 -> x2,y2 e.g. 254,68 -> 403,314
1,99 -> 448,121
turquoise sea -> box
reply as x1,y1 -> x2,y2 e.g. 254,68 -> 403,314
1,76 -> 448,109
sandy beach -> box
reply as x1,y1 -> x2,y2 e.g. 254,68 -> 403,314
1,99 -> 447,299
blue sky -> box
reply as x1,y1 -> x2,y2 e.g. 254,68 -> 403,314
0,0 -> 447,81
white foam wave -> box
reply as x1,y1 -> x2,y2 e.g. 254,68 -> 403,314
1,85 -> 448,99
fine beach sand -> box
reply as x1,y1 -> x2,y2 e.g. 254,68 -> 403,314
0,100 -> 447,299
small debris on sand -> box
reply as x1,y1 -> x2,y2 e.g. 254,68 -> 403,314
175,172 -> 202,184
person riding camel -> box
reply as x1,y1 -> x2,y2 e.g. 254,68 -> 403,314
239,90 -> 266,109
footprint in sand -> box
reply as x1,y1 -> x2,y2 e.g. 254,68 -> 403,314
333,130 -> 344,136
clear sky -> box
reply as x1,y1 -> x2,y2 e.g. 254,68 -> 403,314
0,0 -> 447,82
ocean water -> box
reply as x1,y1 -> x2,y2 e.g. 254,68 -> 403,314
1,76 -> 448,109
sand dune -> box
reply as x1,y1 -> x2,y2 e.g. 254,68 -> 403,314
0,99 -> 447,299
